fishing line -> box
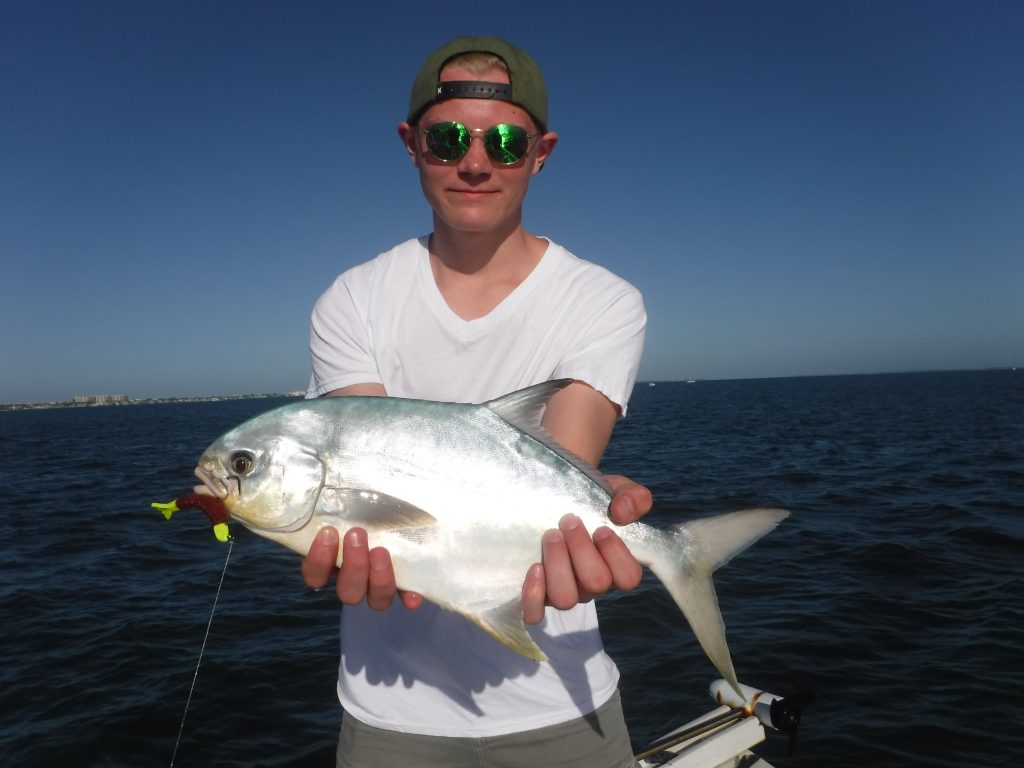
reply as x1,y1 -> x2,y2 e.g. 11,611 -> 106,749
169,538 -> 234,767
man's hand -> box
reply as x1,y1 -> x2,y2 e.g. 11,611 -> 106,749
302,384 -> 424,611
301,526 -> 423,611
521,474 -> 651,624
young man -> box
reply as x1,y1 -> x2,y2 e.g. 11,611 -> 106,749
303,36 -> 651,767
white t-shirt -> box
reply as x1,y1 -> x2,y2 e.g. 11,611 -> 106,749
307,236 -> 646,737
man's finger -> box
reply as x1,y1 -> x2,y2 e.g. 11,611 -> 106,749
301,526 -> 339,589
521,564 -> 547,624
336,528 -> 371,604
607,475 -> 653,525
560,514 -> 612,597
593,526 -> 643,590
366,546 -> 397,610
541,528 -> 579,610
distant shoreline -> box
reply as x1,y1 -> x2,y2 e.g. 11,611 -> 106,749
0,392 -> 304,413
2,367 -> 1016,412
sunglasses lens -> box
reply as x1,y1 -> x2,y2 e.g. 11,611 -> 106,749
424,122 -> 471,161
484,124 -> 530,164
422,122 -> 532,164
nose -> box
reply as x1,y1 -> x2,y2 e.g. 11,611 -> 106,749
457,133 -> 492,176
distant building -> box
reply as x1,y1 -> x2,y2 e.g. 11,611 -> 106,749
72,394 -> 128,405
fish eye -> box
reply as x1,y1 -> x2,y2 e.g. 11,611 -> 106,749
229,451 -> 255,475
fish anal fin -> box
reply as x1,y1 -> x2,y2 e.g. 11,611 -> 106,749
316,487 -> 437,532
465,600 -> 547,662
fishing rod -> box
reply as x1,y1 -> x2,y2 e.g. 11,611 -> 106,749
635,680 -> 814,764
634,705 -> 747,762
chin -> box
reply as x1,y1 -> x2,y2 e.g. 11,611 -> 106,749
438,209 -> 515,233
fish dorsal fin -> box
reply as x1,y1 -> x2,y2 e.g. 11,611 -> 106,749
484,380 -> 614,496
316,487 -> 438,532
485,379 -> 572,432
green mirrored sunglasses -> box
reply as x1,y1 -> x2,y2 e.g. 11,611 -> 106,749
420,121 -> 537,165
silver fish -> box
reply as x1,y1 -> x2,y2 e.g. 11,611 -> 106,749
194,379 -> 787,693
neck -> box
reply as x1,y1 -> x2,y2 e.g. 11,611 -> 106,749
427,217 -> 548,320
429,215 -> 540,275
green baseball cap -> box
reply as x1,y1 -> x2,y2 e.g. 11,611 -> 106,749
407,36 -> 548,132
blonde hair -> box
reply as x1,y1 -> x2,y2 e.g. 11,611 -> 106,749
440,51 -> 509,76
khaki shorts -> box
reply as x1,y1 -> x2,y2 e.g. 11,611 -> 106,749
337,690 -> 637,768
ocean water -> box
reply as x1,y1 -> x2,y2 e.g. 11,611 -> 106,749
1,370 -> 1021,767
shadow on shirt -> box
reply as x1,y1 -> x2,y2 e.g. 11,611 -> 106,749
340,601 -> 613,731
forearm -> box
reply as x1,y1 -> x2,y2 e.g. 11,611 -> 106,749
540,380 -> 619,466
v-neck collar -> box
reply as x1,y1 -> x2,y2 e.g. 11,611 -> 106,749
415,237 -> 557,342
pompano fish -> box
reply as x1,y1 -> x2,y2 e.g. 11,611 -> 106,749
194,379 -> 787,694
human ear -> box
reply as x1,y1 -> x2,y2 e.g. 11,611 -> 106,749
532,130 -> 558,175
397,122 -> 419,165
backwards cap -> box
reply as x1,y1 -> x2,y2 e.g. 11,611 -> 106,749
407,36 -> 548,132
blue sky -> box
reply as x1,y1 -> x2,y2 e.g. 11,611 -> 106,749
2,1 -> 1021,403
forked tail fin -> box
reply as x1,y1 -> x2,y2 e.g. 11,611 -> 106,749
641,508 -> 789,696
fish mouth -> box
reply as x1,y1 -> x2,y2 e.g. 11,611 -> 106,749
194,466 -> 232,499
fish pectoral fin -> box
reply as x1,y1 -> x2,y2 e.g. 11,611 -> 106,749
465,600 -> 548,662
316,487 -> 438,531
